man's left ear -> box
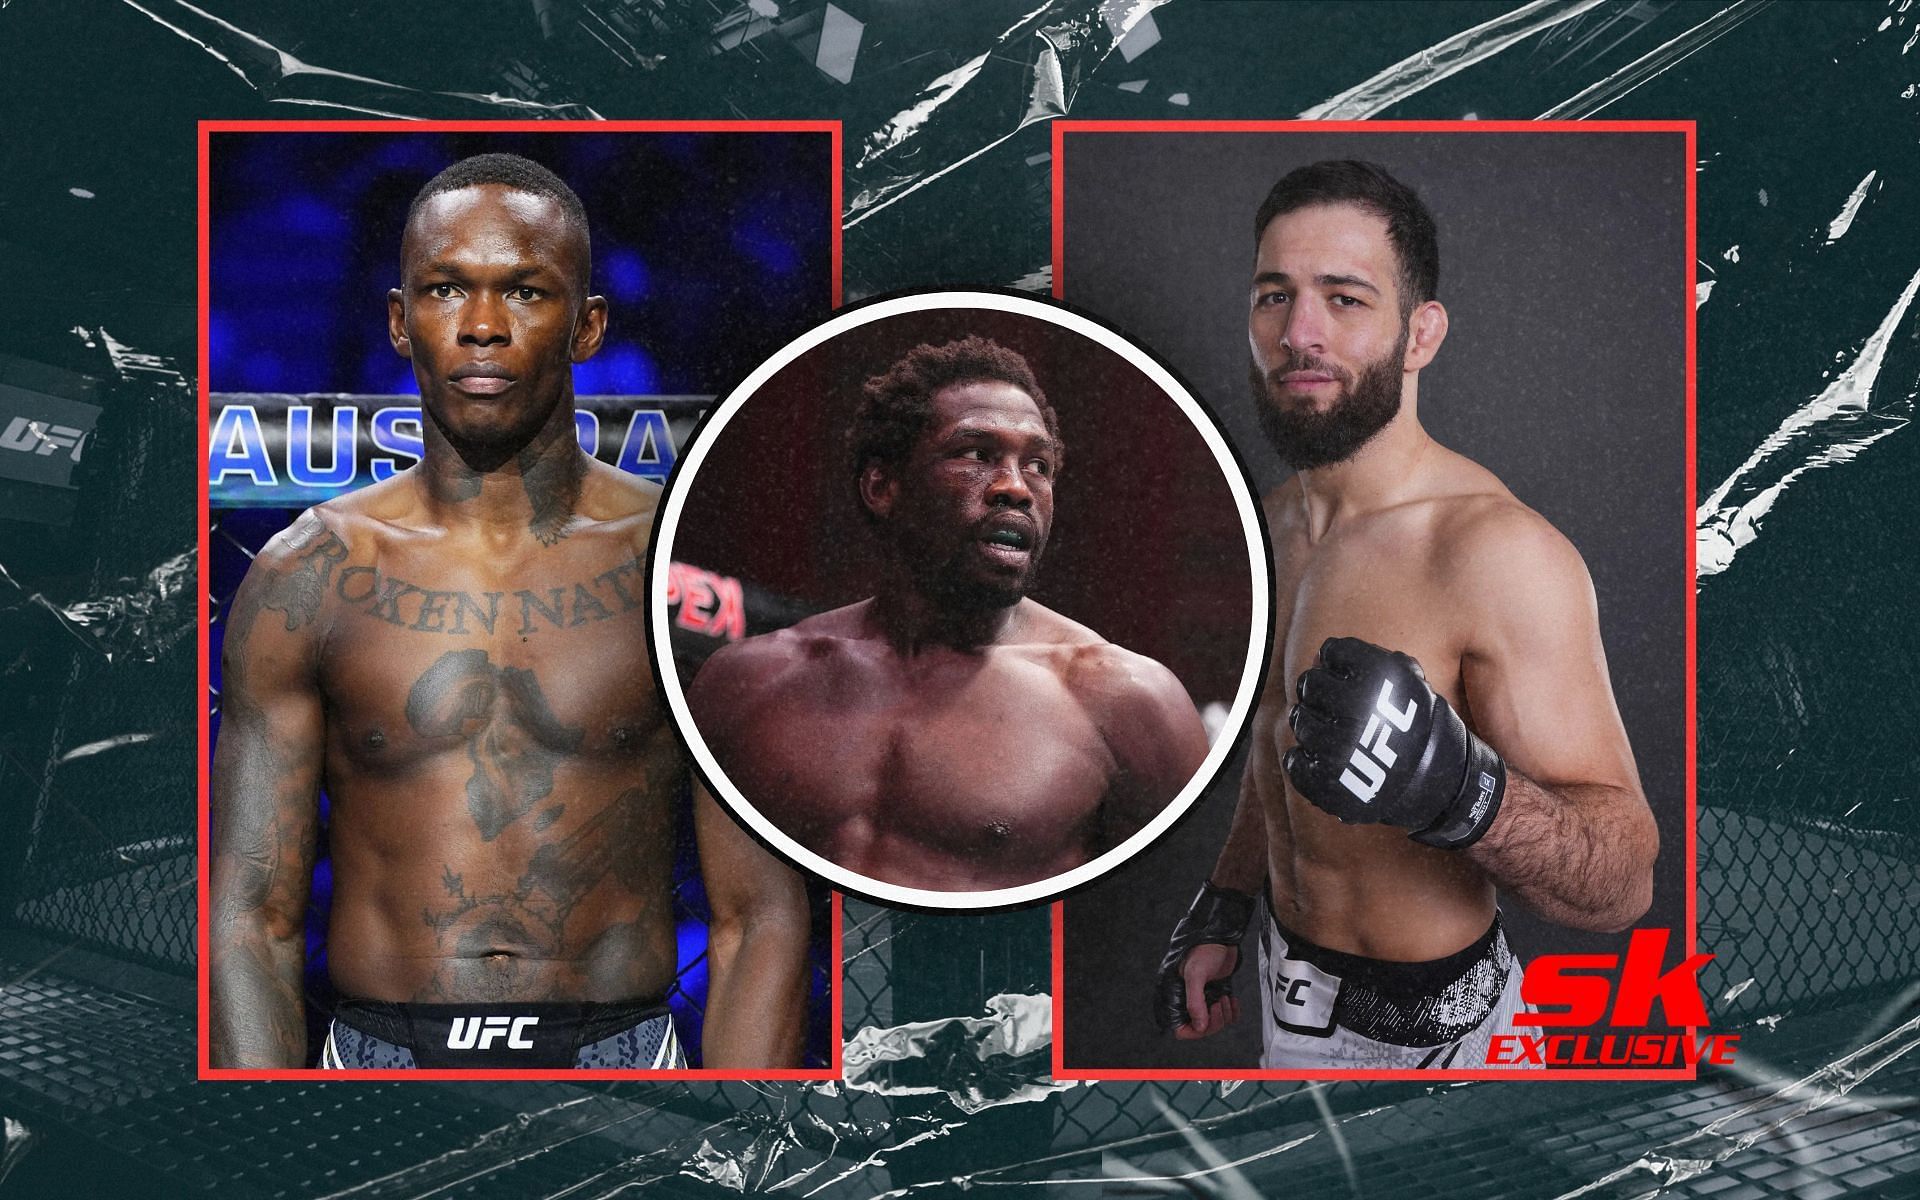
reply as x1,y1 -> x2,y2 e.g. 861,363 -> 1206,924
859,463 -> 897,520
1403,300 -> 1448,372
572,295 -> 609,363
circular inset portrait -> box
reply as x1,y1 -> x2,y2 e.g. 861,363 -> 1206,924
652,290 -> 1269,909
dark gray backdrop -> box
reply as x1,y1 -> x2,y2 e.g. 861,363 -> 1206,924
1059,130 -> 1689,1068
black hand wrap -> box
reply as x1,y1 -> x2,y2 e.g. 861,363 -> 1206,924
1283,636 -> 1507,849
1152,882 -> 1256,1033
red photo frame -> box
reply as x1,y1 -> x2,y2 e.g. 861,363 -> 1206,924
196,118 -> 847,1081
1048,119 -> 1699,1083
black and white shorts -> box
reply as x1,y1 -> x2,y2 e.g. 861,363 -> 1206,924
321,999 -> 685,1070
1257,909 -> 1536,1070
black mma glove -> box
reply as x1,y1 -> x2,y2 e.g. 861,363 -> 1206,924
1153,882 -> 1256,1033
1283,636 -> 1506,849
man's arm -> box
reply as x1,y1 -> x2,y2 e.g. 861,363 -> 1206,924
1456,512 -> 1658,932
684,639 -> 811,1067
1130,650 -> 1268,1041
1207,761 -> 1270,896
693,781 -> 811,1067
1090,649 -> 1212,844
1165,764 -> 1268,1038
209,512 -> 336,1068
1284,509 -> 1657,933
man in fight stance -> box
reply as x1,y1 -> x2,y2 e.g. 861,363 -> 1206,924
1155,161 -> 1658,1068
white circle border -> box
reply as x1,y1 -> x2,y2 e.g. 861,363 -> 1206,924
650,289 -> 1272,910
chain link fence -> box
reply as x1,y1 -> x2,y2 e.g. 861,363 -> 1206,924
5,356 -> 197,972
1694,596 -> 1920,1020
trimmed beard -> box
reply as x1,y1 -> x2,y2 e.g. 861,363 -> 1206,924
890,522 -> 1048,615
1250,328 -> 1407,471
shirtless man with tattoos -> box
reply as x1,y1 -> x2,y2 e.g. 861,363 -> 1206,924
689,337 -> 1211,893
1152,161 -> 1659,1068
210,154 -> 810,1069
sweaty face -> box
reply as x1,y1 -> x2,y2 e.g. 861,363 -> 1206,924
879,380 -> 1060,611
1247,204 -> 1411,471
392,185 -> 597,454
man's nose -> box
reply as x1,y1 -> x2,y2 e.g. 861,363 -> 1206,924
459,292 -> 511,346
1280,299 -> 1328,355
986,459 -> 1033,507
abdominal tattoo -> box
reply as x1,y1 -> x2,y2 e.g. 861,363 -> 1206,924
417,785 -> 660,999
334,555 -> 642,636
424,788 -> 649,941
404,650 -> 664,999
405,649 -> 585,840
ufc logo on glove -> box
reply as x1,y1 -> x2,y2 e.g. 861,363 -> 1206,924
1284,638 -> 1506,850
1338,681 -> 1418,802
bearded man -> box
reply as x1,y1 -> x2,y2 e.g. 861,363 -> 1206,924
1153,160 -> 1657,1069
687,335 -> 1210,893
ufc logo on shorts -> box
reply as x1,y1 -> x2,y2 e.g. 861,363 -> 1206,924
0,418 -> 84,460
447,1015 -> 539,1050
1339,681 -> 1417,802
1276,976 -> 1314,1007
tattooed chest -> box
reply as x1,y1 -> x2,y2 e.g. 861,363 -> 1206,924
323,633 -> 665,828
325,556 -> 646,638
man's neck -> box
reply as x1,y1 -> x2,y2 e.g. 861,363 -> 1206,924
1295,390 -> 1434,541
417,402 -> 586,547
867,582 -> 1023,655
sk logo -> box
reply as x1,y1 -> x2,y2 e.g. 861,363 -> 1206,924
1338,681 -> 1417,802
447,1015 -> 539,1050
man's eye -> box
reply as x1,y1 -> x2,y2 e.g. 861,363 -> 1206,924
958,448 -> 988,461
1255,291 -> 1289,307
1332,294 -> 1363,308
508,286 -> 542,302
428,283 -> 460,299
1027,459 -> 1053,477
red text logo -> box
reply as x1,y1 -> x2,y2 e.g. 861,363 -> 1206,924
1487,929 -> 1737,1068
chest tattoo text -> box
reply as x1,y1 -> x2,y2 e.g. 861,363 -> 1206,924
334,556 -> 643,636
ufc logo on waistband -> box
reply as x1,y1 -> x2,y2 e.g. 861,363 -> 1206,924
1338,681 -> 1417,803
447,1015 -> 539,1050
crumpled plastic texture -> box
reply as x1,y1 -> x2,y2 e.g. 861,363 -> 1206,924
0,550 -> 197,668
843,992 -> 1072,1113
0,1117 -> 35,1188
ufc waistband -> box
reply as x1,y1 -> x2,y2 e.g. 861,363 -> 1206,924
1259,909 -> 1535,1070
323,998 -> 681,1069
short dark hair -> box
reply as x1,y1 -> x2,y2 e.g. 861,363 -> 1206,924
404,152 -> 591,289
1253,160 -> 1438,314
848,336 -> 1062,514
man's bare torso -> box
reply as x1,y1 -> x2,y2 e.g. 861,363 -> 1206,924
695,599 -> 1158,890
285,464 -> 682,1003
1259,450 -> 1533,960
